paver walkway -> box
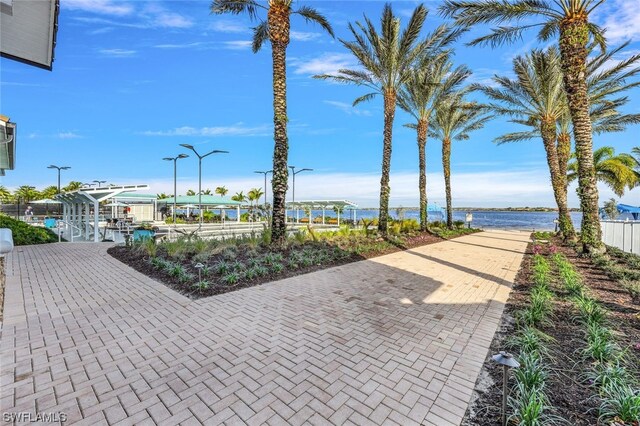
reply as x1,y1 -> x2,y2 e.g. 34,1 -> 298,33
1,230 -> 530,425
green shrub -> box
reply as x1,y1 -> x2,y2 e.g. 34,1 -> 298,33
0,214 -> 58,245
221,271 -> 240,285
192,280 -> 210,291
214,260 -> 231,275
621,279 -> 640,304
599,383 -> 640,424
453,220 -> 465,229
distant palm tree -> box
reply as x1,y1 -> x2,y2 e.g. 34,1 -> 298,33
631,147 -> 640,184
440,0 -> 608,253
63,181 -> 83,192
231,191 -> 247,204
14,185 -> 40,203
568,147 -> 638,197
157,193 -> 170,200
202,188 -> 212,195
0,186 -> 12,203
211,0 -> 334,246
248,187 -> 265,220
429,95 -> 492,229
215,186 -> 229,197
186,189 -> 196,196
40,186 -> 58,200
399,49 -> 470,231
315,3 -> 432,234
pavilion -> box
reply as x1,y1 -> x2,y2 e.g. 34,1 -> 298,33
158,195 -> 244,222
285,200 -> 358,224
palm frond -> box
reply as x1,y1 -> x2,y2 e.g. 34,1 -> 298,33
210,0 -> 263,20
252,21 -> 269,53
294,6 -> 334,38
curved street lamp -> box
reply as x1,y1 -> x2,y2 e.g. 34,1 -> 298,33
47,165 -> 71,193
180,144 -> 228,227
93,180 -> 106,187
254,170 -> 272,206
289,166 -> 313,223
163,154 -> 189,223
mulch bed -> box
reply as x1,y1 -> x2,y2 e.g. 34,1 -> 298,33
108,231 -> 447,300
463,236 -> 640,426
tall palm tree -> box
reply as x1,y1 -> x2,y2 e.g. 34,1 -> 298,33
398,49 -> 470,231
248,187 -> 265,220
440,0 -> 608,253
215,186 -> 229,197
211,0 -> 334,246
429,95 -> 492,229
630,147 -> 640,184
63,181 -> 83,192
186,189 -> 196,196
568,147 -> 638,197
315,3 -> 432,234
202,188 -> 212,195
475,48 -> 577,240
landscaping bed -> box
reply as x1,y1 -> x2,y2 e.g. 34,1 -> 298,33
109,223 -> 479,299
463,234 -> 640,426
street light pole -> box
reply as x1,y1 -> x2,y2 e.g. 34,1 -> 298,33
47,165 -> 71,193
254,170 -> 272,206
93,180 -> 106,187
163,154 -> 189,223
288,166 -> 313,223
180,144 -> 228,228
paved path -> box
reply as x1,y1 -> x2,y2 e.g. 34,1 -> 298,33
1,230 -> 530,426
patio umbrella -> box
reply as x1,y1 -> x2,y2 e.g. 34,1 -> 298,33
103,202 -> 129,207
180,204 -> 197,216
30,198 -> 61,215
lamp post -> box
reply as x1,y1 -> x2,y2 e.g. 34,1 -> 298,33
93,180 -> 106,187
254,170 -> 272,206
82,183 -> 94,188
289,166 -> 313,223
163,154 -> 189,224
180,144 -> 228,228
492,351 -> 520,426
47,165 -> 71,194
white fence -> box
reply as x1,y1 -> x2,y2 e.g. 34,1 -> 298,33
601,220 -> 640,255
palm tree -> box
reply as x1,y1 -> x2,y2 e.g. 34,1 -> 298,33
14,186 -> 40,203
231,191 -> 247,203
398,49 -> 470,231
157,193 -> 170,200
63,181 -> 83,192
429,95 -> 493,229
0,186 -> 12,203
247,187 -> 265,220
630,147 -> 640,184
40,186 -> 59,200
211,0 -> 334,246
186,189 -> 196,196
315,3 -> 432,234
440,1 -> 608,253
475,48 -> 577,240
215,186 -> 229,197
568,147 -> 638,197
202,188 -> 212,195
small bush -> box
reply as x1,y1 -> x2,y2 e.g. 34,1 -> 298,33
621,279 -> 640,304
221,271 -> 240,286
599,383 -> 640,424
0,214 -> 58,245
271,262 -> 284,273
214,260 -> 231,275
192,280 -> 210,291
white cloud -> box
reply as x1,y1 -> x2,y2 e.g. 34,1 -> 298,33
57,132 -> 82,139
222,40 -> 252,50
140,124 -> 270,137
63,0 -> 134,16
290,31 -> 322,42
209,20 -> 249,34
290,53 -> 358,75
154,12 -> 193,29
154,42 -> 211,49
599,0 -> 640,43
99,48 -> 136,57
323,100 -> 372,116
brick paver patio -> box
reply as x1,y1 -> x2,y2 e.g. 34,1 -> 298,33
1,230 -> 530,425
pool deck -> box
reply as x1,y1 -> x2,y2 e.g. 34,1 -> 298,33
0,230 -> 530,425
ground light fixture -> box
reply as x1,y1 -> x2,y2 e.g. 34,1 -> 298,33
289,166 -> 313,223
180,144 -> 228,228
47,165 -> 70,193
254,170 -> 272,206
491,351 -> 520,426
163,154 -> 189,224
194,263 -> 204,283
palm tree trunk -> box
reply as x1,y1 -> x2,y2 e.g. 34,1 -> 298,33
378,89 -> 396,235
541,120 -> 574,241
556,132 -> 576,241
560,19 -> 604,254
268,4 -> 291,247
442,137 -> 453,229
417,119 -> 428,232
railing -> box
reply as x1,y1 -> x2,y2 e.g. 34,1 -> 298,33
601,220 -> 640,255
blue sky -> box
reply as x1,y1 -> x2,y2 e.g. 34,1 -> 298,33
1,0 -> 639,207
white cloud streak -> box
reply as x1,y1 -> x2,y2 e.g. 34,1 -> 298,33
99,48 -> 136,57
323,100 -> 371,116
140,124 -> 270,137
290,53 -> 358,75
63,0 -> 134,16
599,0 -> 640,43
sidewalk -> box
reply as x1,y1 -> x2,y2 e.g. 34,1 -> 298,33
0,230 -> 530,425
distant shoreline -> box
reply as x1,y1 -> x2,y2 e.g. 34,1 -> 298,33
356,207 -> 580,212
